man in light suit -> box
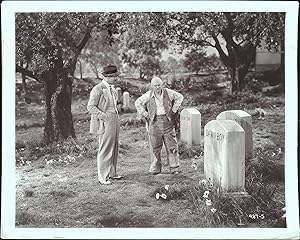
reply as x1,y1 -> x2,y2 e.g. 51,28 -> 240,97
87,65 -> 122,185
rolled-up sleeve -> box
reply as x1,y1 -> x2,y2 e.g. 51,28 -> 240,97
87,87 -> 106,119
167,89 -> 184,113
135,91 -> 150,115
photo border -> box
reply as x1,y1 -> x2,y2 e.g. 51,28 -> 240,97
2,1 -> 299,239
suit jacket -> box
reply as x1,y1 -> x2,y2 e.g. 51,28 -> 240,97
87,81 -> 117,135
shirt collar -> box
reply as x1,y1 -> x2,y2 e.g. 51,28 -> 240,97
150,89 -> 164,98
102,79 -> 111,90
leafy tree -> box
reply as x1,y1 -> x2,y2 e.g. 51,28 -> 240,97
160,56 -> 186,74
183,49 -> 207,75
16,12 -> 120,144
167,12 -> 285,92
118,13 -> 168,80
81,31 -> 121,79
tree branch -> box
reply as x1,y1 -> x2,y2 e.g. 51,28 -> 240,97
16,64 -> 43,83
212,35 -> 230,67
77,26 -> 93,51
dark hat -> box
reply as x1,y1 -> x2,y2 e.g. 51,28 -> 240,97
102,65 -> 119,77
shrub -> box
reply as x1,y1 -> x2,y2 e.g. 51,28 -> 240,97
178,142 -> 203,160
246,78 -> 263,94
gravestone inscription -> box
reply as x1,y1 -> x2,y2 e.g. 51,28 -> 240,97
204,120 -> 245,192
180,108 -> 201,145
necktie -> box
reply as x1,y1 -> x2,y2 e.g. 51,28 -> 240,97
110,85 -> 118,114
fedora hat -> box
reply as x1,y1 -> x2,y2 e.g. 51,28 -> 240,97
102,65 -> 119,77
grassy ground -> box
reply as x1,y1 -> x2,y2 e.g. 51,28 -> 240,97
15,78 -> 286,228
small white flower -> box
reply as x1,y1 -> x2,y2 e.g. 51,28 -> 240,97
164,185 -> 170,190
155,193 -> 160,199
203,190 -> 210,198
200,179 -> 207,185
210,208 -> 217,213
205,199 -> 212,206
161,194 -> 167,199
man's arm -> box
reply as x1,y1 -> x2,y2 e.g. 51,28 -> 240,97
167,89 -> 184,113
134,91 -> 150,117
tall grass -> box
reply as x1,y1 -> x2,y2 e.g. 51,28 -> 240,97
16,135 -> 98,166
188,145 -> 286,227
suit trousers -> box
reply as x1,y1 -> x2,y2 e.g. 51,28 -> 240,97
97,112 -> 120,182
148,115 -> 180,173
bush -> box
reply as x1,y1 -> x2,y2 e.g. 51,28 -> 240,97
246,78 -> 263,94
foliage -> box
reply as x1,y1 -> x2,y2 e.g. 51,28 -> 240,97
16,12 -> 122,74
160,56 -> 186,75
166,12 -> 285,92
118,13 -> 169,80
183,48 -> 208,75
80,32 -> 121,79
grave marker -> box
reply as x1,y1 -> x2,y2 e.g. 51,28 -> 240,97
180,108 -> 201,145
204,120 -> 245,192
123,91 -> 130,109
116,87 -> 122,101
216,110 -> 253,159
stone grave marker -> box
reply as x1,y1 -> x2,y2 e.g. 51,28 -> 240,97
216,110 -> 253,159
180,108 -> 201,145
204,120 -> 245,192
116,87 -> 122,101
123,91 -> 130,109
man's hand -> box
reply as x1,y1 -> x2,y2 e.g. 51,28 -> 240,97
142,111 -> 149,119
102,113 -> 109,122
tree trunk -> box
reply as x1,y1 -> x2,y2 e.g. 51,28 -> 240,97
19,60 -> 28,95
43,68 -> 75,144
21,74 -> 28,94
227,53 -> 254,93
79,60 -> 83,79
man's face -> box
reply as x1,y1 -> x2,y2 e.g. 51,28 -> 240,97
152,82 -> 163,94
106,76 -> 117,85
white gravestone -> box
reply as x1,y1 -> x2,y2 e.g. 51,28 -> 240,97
180,108 -> 201,145
216,110 -> 253,159
116,87 -> 122,101
123,91 -> 130,109
204,120 -> 245,192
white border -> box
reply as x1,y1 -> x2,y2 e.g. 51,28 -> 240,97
1,1 -> 299,239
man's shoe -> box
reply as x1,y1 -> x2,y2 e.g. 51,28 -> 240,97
150,171 -> 161,175
109,175 -> 123,180
99,180 -> 112,185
